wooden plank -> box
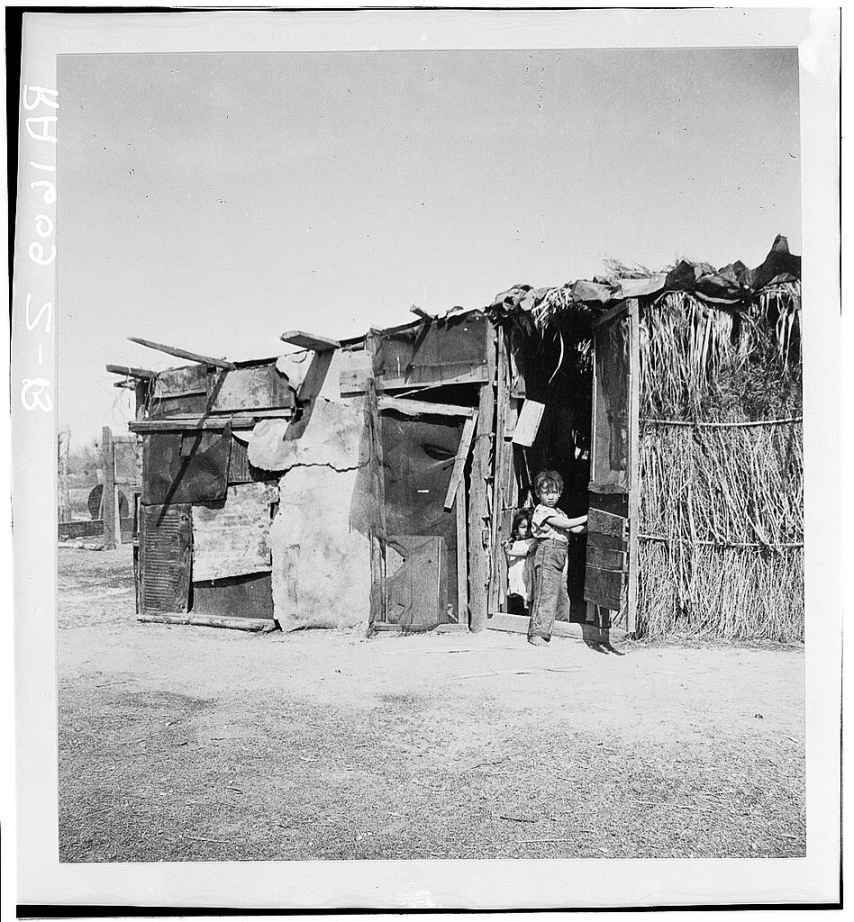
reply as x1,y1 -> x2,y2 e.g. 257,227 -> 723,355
208,364 -> 294,413
138,612 -> 274,631
280,330 -> 340,351
376,363 -> 489,391
487,612 -> 576,639
468,382 -> 494,632
385,535 -> 445,630
455,488 -> 468,627
443,415 -> 477,510
487,611 -> 628,642
512,399 -> 545,446
191,482 -> 278,582
587,530 -> 626,552
366,365 -> 387,627
129,336 -> 234,370
626,299 -> 640,635
591,299 -> 631,329
101,427 -> 119,550
588,507 -> 627,539
583,565 -> 623,611
129,416 -> 261,433
106,363 -> 156,379
378,396 -> 476,419
586,545 -> 627,571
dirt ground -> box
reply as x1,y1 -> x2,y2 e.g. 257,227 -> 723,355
57,544 -> 805,862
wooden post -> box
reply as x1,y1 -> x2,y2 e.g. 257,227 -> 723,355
455,489 -> 468,626
365,341 -> 387,628
468,380 -> 495,632
101,426 -> 119,549
626,299 -> 640,635
490,326 -> 510,613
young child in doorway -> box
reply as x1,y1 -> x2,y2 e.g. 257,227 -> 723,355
528,469 -> 588,646
504,511 -> 535,617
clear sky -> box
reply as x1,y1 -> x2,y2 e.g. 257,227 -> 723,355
57,48 -> 800,445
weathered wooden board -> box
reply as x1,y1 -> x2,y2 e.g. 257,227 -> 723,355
586,545 -> 626,571
191,482 -> 278,582
455,489 -> 468,626
208,364 -> 293,413
385,535 -> 446,631
152,365 -> 208,398
147,392 -> 210,420
588,507 -> 627,539
512,399 -> 545,447
377,363 -> 489,391
583,564 -> 623,611
468,382 -> 494,632
443,414 -> 477,510
139,504 -> 192,614
591,316 -> 630,491
280,330 -> 340,351
378,396 -> 475,418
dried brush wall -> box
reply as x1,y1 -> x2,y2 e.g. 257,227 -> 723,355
637,283 -> 803,641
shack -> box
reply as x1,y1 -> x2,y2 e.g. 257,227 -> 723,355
110,236 -> 802,641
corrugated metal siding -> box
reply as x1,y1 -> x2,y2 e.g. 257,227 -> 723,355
140,504 -> 192,613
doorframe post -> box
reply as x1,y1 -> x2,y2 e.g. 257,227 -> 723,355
626,299 -> 641,636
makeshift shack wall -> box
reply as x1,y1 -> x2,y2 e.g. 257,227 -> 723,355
636,286 -> 803,641
248,392 -> 374,632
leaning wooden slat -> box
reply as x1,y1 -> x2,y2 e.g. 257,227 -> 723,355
105,363 -> 156,379
588,507 -> 627,539
379,396 -> 476,419
280,330 -> 340,351
128,417 -> 259,432
443,415 -> 477,510
128,336 -> 235,370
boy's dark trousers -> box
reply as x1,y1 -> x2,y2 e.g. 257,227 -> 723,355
528,538 -> 570,641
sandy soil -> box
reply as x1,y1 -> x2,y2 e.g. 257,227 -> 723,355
57,545 -> 805,862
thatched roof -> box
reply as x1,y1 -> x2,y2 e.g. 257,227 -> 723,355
486,235 -> 801,329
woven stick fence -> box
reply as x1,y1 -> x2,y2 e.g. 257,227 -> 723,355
637,284 -> 803,641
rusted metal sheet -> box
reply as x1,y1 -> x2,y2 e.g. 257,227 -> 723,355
374,314 -> 489,389
147,392 -> 210,420
191,482 -> 278,582
191,572 -> 274,619
139,504 -> 192,614
208,364 -> 293,413
142,428 -> 232,506
152,365 -> 208,398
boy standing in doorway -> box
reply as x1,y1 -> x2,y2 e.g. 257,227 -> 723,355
528,470 -> 588,646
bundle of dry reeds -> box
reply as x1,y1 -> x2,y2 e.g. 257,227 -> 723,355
637,283 -> 802,641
